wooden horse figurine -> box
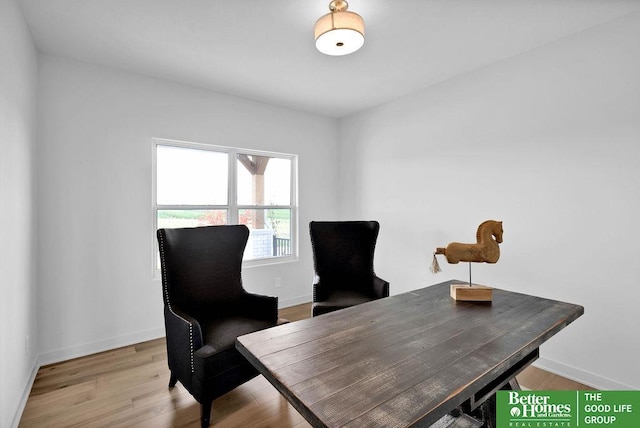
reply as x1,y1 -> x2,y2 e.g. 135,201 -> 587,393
431,220 -> 503,273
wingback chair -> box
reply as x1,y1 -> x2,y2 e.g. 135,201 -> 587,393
310,221 -> 390,317
157,225 -> 285,428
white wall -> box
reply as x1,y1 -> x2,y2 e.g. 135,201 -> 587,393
0,0 -> 39,426
7,9 -> 639,425
338,12 -> 640,389
36,54 -> 338,364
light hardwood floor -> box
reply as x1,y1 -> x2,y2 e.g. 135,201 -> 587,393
20,303 -> 592,427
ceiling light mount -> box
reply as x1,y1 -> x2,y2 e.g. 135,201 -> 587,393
314,0 -> 365,56
328,0 -> 349,12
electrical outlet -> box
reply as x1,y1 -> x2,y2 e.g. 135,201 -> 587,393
274,277 -> 282,288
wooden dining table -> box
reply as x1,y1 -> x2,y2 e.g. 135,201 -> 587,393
236,280 -> 584,428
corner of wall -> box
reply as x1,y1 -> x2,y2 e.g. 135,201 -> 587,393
10,356 -> 40,428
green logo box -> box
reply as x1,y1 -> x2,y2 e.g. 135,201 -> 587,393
497,390 -> 640,427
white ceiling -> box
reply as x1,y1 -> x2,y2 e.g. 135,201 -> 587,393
18,0 -> 640,118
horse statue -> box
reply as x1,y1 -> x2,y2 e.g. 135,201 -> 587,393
430,220 -> 503,273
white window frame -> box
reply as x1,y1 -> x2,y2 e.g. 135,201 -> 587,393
152,137 -> 298,277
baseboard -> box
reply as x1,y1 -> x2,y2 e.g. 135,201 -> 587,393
35,299 -> 313,366
278,294 -> 311,309
16,306 -> 308,425
38,326 -> 165,367
36,300 -> 312,367
534,357 -> 637,390
11,355 -> 40,428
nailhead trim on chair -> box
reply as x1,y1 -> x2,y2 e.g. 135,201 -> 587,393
158,232 -> 171,310
189,325 -> 194,372
312,275 -> 320,302
158,230 -> 195,373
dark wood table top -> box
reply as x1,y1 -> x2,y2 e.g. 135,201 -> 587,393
236,280 -> 584,428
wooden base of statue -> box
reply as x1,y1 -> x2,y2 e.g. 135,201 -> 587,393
450,284 -> 493,302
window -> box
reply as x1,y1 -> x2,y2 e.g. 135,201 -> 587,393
153,139 -> 297,271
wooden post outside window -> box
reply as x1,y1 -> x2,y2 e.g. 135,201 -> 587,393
238,154 -> 270,229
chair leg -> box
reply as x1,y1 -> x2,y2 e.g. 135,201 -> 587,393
201,399 -> 213,428
168,372 -> 178,388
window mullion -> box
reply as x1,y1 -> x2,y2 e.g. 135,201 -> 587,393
157,205 -> 227,210
228,150 -> 238,224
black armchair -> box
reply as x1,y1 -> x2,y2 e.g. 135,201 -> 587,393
310,221 -> 390,317
157,225 -> 285,427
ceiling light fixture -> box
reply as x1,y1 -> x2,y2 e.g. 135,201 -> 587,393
314,0 -> 365,56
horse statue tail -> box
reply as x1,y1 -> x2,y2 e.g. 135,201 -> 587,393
430,248 -> 445,273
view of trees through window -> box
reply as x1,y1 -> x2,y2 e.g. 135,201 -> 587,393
155,142 -> 296,264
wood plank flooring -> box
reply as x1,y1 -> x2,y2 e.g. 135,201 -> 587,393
20,303 -> 592,427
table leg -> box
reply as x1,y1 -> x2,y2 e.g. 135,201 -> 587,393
476,377 -> 521,428
507,377 -> 521,390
